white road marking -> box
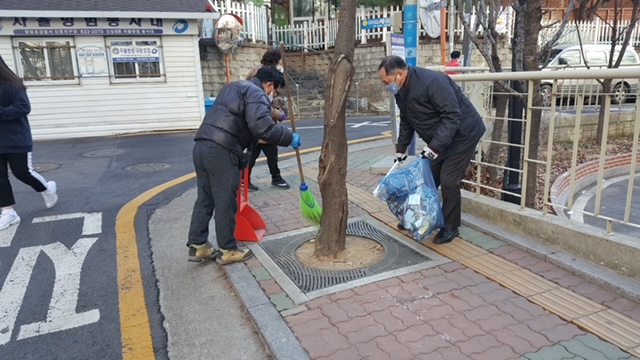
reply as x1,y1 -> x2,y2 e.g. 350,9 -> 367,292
0,222 -> 19,248
18,238 -> 100,340
348,120 -> 391,128
0,246 -> 41,345
33,213 -> 102,235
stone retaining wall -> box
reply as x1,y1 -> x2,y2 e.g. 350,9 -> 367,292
200,40 -> 273,98
548,110 -> 638,142
199,38 -> 512,112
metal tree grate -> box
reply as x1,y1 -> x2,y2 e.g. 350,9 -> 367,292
259,219 -> 432,293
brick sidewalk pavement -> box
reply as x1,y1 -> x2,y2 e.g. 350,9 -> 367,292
241,140 -> 640,360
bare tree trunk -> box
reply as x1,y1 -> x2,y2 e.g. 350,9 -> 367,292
523,0 -> 543,209
314,0 -> 356,257
596,78 -> 613,142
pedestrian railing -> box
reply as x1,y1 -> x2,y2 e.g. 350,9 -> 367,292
440,67 -> 640,235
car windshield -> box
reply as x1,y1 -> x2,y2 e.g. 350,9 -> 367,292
539,49 -> 563,67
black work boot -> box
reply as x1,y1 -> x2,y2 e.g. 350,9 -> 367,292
433,227 -> 459,244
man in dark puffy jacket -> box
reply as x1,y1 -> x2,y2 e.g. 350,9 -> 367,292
378,55 -> 486,245
187,66 -> 301,264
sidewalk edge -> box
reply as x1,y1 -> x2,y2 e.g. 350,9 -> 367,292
224,263 -> 311,360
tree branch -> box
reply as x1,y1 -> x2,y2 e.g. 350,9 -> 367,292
454,0 -> 522,98
537,0 -> 578,62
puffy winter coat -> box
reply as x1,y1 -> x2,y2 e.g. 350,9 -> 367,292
394,66 -> 485,159
195,77 -> 293,153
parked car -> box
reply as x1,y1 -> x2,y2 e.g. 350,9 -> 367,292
539,44 -> 640,106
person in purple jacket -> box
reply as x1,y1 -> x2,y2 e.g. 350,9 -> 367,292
0,55 -> 58,231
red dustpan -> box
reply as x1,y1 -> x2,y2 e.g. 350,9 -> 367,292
234,169 -> 267,241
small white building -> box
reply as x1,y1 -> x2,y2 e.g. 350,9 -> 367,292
0,0 -> 219,140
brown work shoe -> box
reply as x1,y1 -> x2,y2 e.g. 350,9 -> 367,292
188,242 -> 217,262
217,248 -> 254,265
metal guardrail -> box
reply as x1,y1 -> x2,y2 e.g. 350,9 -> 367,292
429,67 -> 640,236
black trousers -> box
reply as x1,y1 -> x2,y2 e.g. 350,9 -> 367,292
429,144 -> 477,229
248,143 -> 282,181
187,141 -> 240,250
0,152 -> 48,208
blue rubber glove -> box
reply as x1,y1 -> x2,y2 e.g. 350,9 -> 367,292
291,133 -> 301,148
280,110 -> 287,122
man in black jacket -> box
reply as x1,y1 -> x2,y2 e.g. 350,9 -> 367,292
188,66 -> 301,264
378,55 -> 485,244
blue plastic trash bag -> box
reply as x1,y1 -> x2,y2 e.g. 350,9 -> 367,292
374,158 -> 444,241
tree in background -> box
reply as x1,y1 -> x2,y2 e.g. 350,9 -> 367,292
575,0 -> 612,21
314,0 -> 357,256
575,0 -> 640,142
456,0 -> 575,207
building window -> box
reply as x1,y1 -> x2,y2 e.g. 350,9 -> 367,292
13,38 -> 78,84
107,38 -> 164,82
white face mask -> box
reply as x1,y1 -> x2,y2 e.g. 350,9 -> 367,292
268,93 -> 274,102
277,65 -> 284,73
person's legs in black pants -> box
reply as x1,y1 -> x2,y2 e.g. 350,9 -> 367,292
0,154 -> 16,208
246,144 -> 264,191
262,144 -> 289,189
1,152 -> 53,230
7,153 -> 48,193
263,144 -> 280,179
430,144 -> 477,244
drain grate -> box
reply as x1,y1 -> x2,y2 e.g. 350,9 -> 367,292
34,163 -> 61,172
124,162 -> 173,172
259,219 -> 432,293
82,149 -> 126,158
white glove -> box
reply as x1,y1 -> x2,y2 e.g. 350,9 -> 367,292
420,146 -> 439,160
394,153 -> 407,163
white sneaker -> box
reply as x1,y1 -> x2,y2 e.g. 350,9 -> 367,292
0,210 -> 20,230
42,181 -> 58,209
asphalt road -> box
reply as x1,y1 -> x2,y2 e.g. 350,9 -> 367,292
569,174 -> 640,238
0,115 -> 391,359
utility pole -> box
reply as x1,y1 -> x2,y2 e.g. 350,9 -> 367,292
503,0 -> 527,204
404,0 -> 418,155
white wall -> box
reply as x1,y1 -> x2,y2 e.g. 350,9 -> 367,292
0,35 -> 205,140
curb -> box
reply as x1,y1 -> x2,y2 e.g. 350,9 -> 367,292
224,262 -> 310,360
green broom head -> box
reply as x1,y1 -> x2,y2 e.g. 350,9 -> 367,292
299,182 -> 322,226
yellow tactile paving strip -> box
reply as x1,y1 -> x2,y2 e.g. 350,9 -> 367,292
529,288 -> 606,321
491,270 -> 560,297
301,166 -> 640,356
574,310 -> 640,350
459,253 -> 521,276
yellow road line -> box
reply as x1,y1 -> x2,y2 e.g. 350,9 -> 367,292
115,132 -> 390,358
116,173 -> 194,360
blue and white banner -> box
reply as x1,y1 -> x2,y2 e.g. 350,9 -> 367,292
0,17 -> 197,36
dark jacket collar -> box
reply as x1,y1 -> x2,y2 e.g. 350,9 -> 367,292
398,66 -> 414,97
250,77 -> 264,90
